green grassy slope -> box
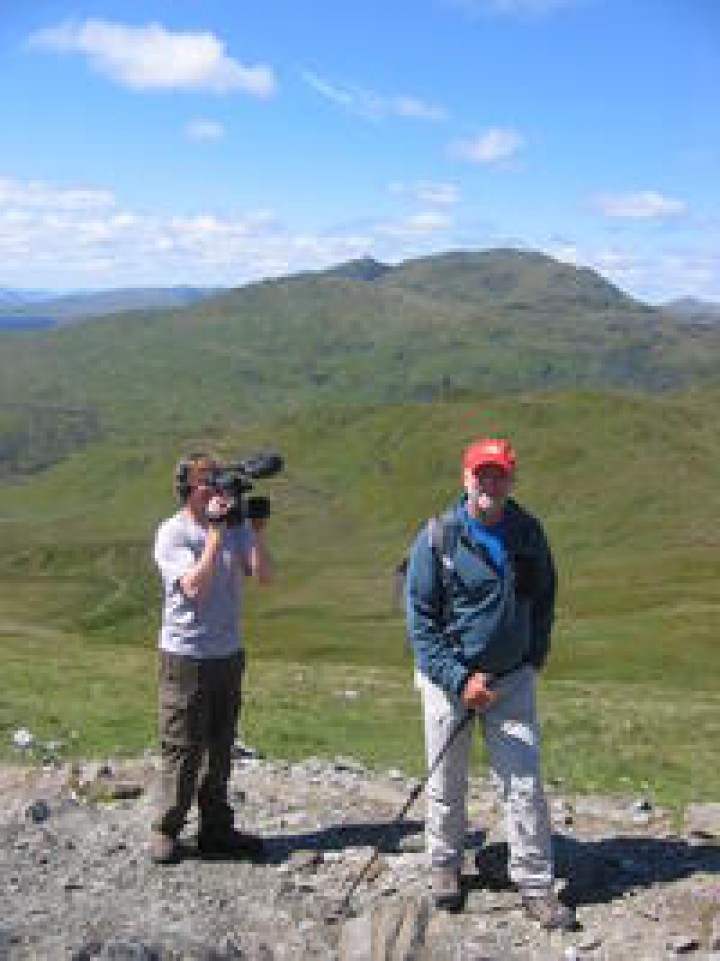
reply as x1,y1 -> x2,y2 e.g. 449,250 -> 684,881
1,389 -> 718,803
1,389 -> 717,677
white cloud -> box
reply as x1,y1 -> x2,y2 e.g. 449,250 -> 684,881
389,181 -> 461,206
30,20 -> 276,97
592,247 -> 715,302
0,174 -> 376,288
300,70 -> 447,122
419,182 -> 461,206
545,239 -> 636,279
653,250 -> 720,301
0,177 -> 116,211
2,174 -> 716,301
541,238 -> 720,303
594,248 -> 639,272
548,243 -> 579,266
185,119 -> 226,142
379,211 -> 453,239
592,191 -> 688,220
451,127 -> 524,164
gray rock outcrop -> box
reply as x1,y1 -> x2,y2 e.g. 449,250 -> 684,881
0,756 -> 718,959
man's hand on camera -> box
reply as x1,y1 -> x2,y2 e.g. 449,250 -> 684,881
461,672 -> 499,711
249,515 -> 268,533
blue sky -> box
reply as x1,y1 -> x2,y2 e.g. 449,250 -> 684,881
1,0 -> 718,301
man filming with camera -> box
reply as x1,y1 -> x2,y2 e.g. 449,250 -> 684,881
150,451 -> 272,864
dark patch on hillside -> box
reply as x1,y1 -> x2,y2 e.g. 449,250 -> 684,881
0,404 -> 102,481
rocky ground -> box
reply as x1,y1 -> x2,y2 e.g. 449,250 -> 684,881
1,752 -> 719,960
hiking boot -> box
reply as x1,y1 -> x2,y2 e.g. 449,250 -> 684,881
149,831 -> 179,865
197,827 -> 265,860
520,890 -> 577,932
430,865 -> 463,911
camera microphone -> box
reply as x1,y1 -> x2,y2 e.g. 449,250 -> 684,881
232,452 -> 284,479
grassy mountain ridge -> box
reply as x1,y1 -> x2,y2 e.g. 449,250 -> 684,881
379,248 -> 641,313
0,249 -> 719,461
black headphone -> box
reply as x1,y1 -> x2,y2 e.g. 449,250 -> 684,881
175,451 -> 215,503
174,459 -> 193,503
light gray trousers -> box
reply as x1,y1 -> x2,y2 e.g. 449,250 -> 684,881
417,664 -> 554,893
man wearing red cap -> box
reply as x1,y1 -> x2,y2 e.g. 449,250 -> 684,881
405,437 -> 574,930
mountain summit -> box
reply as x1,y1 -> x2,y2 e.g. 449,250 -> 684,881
0,248 -> 718,438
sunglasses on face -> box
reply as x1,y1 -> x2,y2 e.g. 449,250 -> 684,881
471,466 -> 510,479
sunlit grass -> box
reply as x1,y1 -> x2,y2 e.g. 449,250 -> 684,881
2,626 -> 718,811
1,390 -> 719,812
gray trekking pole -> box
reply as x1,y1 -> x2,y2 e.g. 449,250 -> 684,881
332,708 -> 474,920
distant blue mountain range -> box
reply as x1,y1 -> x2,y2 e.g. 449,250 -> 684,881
0,286 -> 221,329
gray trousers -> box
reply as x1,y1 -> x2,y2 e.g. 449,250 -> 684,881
154,650 -> 244,839
417,664 -> 554,893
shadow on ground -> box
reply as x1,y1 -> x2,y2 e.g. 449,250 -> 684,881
467,834 -> 720,908
181,817 -> 719,912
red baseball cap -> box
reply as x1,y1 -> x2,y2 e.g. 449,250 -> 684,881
463,437 -> 516,474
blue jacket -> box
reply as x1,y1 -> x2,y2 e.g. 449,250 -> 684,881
405,497 -> 556,699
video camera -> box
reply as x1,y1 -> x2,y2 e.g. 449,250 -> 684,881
176,452 -> 284,526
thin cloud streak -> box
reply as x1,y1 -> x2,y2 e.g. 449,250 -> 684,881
592,191 -> 688,219
300,70 -> 447,122
448,0 -> 584,18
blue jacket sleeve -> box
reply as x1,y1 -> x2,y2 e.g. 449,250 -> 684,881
405,526 -> 469,699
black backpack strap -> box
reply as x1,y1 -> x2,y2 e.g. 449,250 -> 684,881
427,510 -> 459,626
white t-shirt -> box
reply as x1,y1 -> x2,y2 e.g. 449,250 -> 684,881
153,511 -> 254,657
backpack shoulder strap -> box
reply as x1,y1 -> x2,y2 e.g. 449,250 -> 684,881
427,515 -> 443,557
427,509 -> 460,623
